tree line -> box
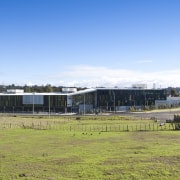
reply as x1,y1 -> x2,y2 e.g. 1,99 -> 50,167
0,84 -> 86,93
0,84 -> 179,96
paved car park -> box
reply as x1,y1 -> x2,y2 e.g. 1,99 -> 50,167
119,109 -> 180,122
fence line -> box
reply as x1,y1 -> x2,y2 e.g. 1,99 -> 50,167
0,122 -> 179,132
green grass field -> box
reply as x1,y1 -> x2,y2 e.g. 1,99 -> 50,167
0,115 -> 180,179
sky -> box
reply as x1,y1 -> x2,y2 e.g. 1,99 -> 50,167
0,0 -> 180,88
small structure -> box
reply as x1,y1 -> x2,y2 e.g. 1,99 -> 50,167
132,84 -> 147,89
62,87 -> 77,93
174,114 -> 180,123
7,89 -> 24,94
155,96 -> 180,108
173,114 -> 180,130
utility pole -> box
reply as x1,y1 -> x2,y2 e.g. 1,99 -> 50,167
49,95 -> 50,117
33,92 -> 35,115
84,94 -> 85,115
112,90 -> 115,113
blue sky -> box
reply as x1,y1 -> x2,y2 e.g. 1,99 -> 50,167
0,0 -> 180,88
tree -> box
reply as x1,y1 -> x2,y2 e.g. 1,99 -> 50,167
170,88 -> 178,97
24,85 -> 31,92
44,84 -> 53,92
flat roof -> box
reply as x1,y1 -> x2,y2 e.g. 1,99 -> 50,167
0,92 -> 69,96
0,87 -> 165,96
68,88 -> 96,96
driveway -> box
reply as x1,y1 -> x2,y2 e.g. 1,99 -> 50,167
119,109 -> 180,122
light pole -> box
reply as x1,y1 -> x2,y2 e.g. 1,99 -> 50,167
84,94 -> 85,115
144,91 -> 146,109
112,90 -> 115,113
33,92 -> 35,115
49,95 -> 50,117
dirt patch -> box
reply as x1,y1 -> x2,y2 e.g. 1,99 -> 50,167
50,156 -> 82,165
150,156 -> 180,166
103,158 -> 122,165
130,131 -> 180,143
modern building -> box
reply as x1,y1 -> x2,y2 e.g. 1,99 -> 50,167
155,96 -> 180,108
70,88 -> 167,113
0,88 -> 167,114
0,90 -> 67,114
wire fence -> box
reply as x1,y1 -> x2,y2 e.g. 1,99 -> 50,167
0,121 -> 179,132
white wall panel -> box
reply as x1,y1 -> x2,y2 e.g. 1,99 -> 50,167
23,95 -> 44,105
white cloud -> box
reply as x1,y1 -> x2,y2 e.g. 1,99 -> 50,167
54,65 -> 180,88
60,65 -> 132,79
10,65 -> 179,88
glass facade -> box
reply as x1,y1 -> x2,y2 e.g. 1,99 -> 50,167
70,92 -> 96,113
0,88 -> 167,113
96,89 -> 167,111
0,95 -> 22,112
0,94 -> 67,113
71,89 -> 167,113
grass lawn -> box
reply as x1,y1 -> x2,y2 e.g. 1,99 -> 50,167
0,116 -> 180,179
